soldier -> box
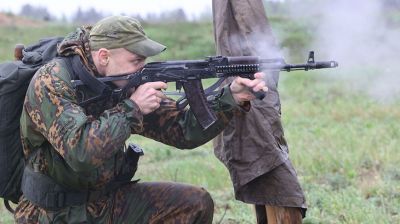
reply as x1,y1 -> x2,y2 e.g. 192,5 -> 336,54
15,15 -> 267,223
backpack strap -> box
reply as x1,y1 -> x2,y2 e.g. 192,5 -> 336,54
55,55 -> 117,106
4,200 -> 15,213
68,55 -> 121,106
54,55 -> 110,95
70,55 -> 111,97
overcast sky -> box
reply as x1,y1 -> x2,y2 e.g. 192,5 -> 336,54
2,0 -> 213,19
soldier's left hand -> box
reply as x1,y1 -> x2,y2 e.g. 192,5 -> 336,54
230,72 -> 268,104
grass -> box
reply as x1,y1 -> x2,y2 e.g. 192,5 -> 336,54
1,19 -> 400,223
281,71 -> 400,223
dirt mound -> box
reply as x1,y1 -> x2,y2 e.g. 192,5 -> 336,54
0,13 -> 43,27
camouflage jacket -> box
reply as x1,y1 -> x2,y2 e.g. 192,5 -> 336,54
19,56 -> 241,189
17,27 -> 246,219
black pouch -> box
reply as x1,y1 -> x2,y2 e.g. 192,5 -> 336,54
117,144 -> 144,182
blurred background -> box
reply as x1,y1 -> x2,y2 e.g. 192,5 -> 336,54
1,0 -> 399,223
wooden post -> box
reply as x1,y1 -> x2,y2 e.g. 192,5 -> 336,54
255,204 -> 267,223
265,206 -> 303,224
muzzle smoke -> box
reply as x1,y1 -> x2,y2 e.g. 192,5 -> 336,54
308,0 -> 400,103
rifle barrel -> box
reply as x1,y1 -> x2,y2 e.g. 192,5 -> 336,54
281,61 -> 338,71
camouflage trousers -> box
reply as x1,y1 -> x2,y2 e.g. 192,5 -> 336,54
15,182 -> 214,224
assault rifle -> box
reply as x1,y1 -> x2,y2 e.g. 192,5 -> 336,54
72,51 -> 338,130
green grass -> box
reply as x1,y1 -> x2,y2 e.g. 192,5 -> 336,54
281,71 -> 400,223
1,19 -> 400,223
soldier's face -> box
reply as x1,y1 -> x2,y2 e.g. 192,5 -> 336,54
105,48 -> 146,87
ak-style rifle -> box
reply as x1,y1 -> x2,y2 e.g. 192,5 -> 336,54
72,51 -> 338,129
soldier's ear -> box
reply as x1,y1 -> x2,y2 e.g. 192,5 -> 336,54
97,48 -> 110,66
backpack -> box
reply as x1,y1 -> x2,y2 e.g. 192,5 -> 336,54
0,37 -> 64,209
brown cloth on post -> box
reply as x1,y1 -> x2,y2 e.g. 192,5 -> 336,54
212,0 -> 307,212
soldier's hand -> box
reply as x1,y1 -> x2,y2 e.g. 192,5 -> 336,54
130,82 -> 168,115
230,72 -> 268,104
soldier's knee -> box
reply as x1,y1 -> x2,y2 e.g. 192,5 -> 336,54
192,188 -> 214,223
185,187 -> 214,213
198,188 -> 214,212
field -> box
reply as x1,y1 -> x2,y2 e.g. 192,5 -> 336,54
1,18 -> 399,223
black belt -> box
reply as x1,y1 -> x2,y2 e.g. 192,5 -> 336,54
21,166 -> 125,210
21,144 -> 143,210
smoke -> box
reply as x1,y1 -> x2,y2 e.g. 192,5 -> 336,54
215,0 -> 399,102
303,0 -> 400,103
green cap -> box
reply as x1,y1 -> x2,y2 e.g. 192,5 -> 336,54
89,16 -> 166,57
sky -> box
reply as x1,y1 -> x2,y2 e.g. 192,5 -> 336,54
1,0 -> 213,19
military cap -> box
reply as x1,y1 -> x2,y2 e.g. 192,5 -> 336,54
89,15 -> 166,57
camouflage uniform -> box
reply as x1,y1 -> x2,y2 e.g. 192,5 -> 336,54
15,24 -> 246,223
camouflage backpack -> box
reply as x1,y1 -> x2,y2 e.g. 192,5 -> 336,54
0,37 -> 64,210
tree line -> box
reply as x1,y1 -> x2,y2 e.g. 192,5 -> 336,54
14,4 -> 209,24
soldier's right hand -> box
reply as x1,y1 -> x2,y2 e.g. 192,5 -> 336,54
130,82 -> 168,115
